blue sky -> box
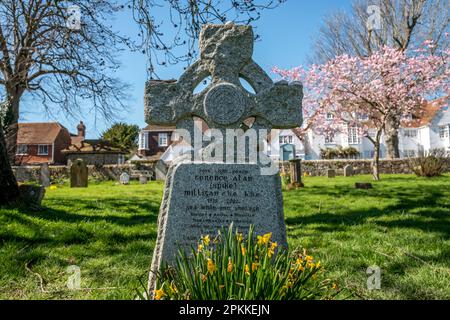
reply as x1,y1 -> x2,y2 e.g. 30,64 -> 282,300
21,0 -> 351,138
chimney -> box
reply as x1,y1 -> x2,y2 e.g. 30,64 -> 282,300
77,121 -> 86,140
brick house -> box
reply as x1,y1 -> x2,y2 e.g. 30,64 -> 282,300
15,122 -> 72,165
137,124 -> 176,158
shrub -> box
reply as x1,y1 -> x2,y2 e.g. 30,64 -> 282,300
320,147 -> 360,159
142,225 -> 341,300
408,149 -> 449,177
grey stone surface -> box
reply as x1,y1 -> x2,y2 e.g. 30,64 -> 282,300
120,172 -> 130,185
327,169 -> 336,178
149,159 -> 287,286
40,163 -> 51,188
146,23 -> 303,294
344,165 -> 354,177
155,160 -> 168,181
70,159 -> 88,188
144,23 -> 303,142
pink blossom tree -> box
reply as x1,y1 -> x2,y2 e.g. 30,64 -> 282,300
274,44 -> 448,180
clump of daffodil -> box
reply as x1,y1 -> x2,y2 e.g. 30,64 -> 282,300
150,225 -> 339,301
49,185 -> 57,190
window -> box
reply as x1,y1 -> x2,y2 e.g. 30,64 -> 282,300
139,132 -> 149,149
404,129 -> 418,138
326,113 -> 334,120
356,113 -> 369,121
158,133 -> 168,147
439,125 -> 449,139
38,145 -> 49,155
347,127 -> 361,144
16,144 -> 28,155
324,133 -> 335,144
118,154 -> 125,165
279,135 -> 293,145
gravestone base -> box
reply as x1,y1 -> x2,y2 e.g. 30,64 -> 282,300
148,159 -> 288,292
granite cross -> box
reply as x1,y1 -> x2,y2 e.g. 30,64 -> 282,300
144,23 -> 303,145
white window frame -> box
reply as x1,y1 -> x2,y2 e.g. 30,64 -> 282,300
118,154 -> 125,164
326,113 -> 334,120
158,133 -> 168,147
38,144 -> 49,155
439,125 -> 449,139
404,129 -> 418,138
279,135 -> 293,145
16,144 -> 28,155
324,133 -> 335,144
347,127 -> 361,144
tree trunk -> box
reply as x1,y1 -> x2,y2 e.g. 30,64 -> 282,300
0,125 -> 20,205
385,115 -> 400,159
0,97 -> 21,205
372,143 -> 381,181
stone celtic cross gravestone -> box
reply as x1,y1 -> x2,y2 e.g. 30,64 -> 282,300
145,23 -> 303,292
70,159 -> 88,188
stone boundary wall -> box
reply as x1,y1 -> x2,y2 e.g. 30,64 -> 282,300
278,158 -> 450,176
13,163 -> 157,183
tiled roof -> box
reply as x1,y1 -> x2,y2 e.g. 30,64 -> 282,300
62,139 -> 125,154
142,124 -> 177,132
17,122 -> 67,144
402,97 -> 449,128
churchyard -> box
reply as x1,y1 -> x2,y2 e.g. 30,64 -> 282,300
0,174 -> 449,299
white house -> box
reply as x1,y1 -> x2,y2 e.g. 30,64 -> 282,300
267,97 -> 449,160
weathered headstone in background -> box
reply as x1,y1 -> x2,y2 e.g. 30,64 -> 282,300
344,165 -> 354,177
145,23 -> 303,293
70,159 -> 88,188
155,160 -> 168,181
120,172 -> 130,185
139,175 -> 148,184
327,169 -> 336,178
288,159 -> 304,188
40,163 -> 51,188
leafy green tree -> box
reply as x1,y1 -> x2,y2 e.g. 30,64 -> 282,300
101,123 -> 140,153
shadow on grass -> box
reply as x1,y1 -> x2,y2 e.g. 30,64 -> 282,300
285,181 -> 450,238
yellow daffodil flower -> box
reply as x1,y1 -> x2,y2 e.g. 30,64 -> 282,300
154,288 -> 165,300
227,258 -> 233,273
202,235 -> 210,246
207,259 -> 216,274
244,264 -> 250,276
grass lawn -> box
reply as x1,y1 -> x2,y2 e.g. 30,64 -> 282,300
0,174 -> 449,299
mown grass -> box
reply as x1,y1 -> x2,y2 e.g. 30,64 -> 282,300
0,174 -> 449,299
